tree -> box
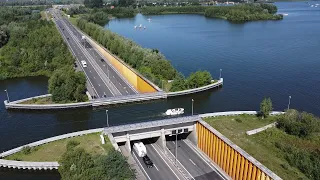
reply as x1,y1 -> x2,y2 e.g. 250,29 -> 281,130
48,67 -> 87,103
186,71 -> 212,89
0,25 -> 9,48
259,97 -> 273,118
170,73 -> 187,92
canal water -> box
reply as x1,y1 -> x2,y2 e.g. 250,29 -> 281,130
1,2 -> 319,179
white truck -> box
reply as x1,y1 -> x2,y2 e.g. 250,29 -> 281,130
133,142 -> 147,157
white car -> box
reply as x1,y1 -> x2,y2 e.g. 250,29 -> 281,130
81,60 -> 87,68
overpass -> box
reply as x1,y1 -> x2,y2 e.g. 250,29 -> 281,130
104,113 -> 282,180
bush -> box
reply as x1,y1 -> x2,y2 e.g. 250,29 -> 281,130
277,109 -> 320,138
21,146 -> 32,155
66,140 -> 80,150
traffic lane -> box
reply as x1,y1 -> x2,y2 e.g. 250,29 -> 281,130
135,143 -> 179,180
62,18 -> 137,95
167,140 -> 223,180
60,19 -> 122,97
86,45 -> 134,96
56,20 -> 114,98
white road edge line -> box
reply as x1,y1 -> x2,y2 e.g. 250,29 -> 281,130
189,159 -> 196,166
53,18 -> 99,98
61,20 -> 116,96
183,140 -> 225,180
132,152 -> 152,180
150,143 -> 181,180
166,142 -> 195,180
153,164 -> 159,171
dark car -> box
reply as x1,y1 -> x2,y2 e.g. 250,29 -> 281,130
143,155 -> 153,168
101,58 -> 104,62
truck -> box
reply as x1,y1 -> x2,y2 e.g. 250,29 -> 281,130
133,142 -> 147,157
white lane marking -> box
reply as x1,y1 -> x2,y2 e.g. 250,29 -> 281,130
172,141 -> 175,144
113,75 -> 115,78
126,90 -> 129,94
154,164 -> 159,171
118,82 -> 121,85
183,140 -> 225,179
98,84 -> 100,86
93,77 -> 96,79
90,71 -> 92,73
189,159 -> 196,166
166,142 -> 195,180
132,152 -> 152,180
150,143 -> 181,180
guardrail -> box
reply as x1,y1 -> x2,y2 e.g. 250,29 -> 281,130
0,159 -> 59,170
199,111 -> 284,118
167,78 -> 223,97
92,92 -> 167,106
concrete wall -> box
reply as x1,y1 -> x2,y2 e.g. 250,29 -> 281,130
86,36 -> 158,93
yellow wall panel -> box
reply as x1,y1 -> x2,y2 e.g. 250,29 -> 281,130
217,138 -> 222,166
257,169 -> 261,180
247,163 -> 253,180
232,152 -> 238,179
220,142 -> 225,168
209,133 -> 213,160
225,145 -> 231,173
251,166 -> 257,180
239,156 -> 245,180
243,160 -> 249,180
214,135 -> 218,162
88,38 -> 157,93
261,172 -> 266,180
228,149 -> 234,176
235,154 -> 242,180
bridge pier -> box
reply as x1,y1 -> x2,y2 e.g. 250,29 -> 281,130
187,123 -> 198,146
155,128 -> 167,154
125,133 -> 131,152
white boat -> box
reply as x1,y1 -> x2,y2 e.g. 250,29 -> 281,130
147,18 -> 152,21
282,13 -> 288,16
139,24 -> 142,28
311,5 -> 314,7
134,25 -> 137,29
144,26 -> 146,29
165,108 -> 184,116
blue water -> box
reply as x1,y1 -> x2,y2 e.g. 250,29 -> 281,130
1,2 -> 320,179
107,2 -> 320,115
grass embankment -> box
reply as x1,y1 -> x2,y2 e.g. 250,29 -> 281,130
19,96 -> 54,104
204,115 -> 307,180
5,133 -> 113,162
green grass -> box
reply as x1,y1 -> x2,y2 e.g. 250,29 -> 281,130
5,133 -> 113,162
19,96 -> 54,104
69,16 -> 78,26
204,115 -> 308,180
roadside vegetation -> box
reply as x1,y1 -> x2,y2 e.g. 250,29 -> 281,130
0,6 -> 87,103
140,6 -> 207,15
75,18 -> 214,92
204,104 -> 320,179
5,133 -> 113,162
205,3 -> 283,22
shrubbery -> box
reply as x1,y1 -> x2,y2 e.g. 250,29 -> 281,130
76,18 -> 214,91
205,3 -> 283,22
141,6 -> 207,15
59,147 -> 135,180
277,109 -> 320,138
48,67 -> 88,103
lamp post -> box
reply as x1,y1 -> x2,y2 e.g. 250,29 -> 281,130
106,110 -> 109,127
219,69 -> 222,79
192,99 -> 194,116
4,89 -> 10,102
287,96 -> 291,110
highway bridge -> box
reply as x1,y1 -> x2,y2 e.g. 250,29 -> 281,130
51,9 -> 138,99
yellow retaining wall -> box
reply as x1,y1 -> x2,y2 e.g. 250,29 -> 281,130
87,38 -> 157,93
196,122 -> 275,180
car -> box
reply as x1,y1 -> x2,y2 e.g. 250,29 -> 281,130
101,58 -> 104,62
67,37 -> 69,40
142,155 -> 153,168
81,60 -> 87,68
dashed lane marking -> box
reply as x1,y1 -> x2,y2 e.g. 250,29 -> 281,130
189,159 -> 196,166
154,164 -> 159,171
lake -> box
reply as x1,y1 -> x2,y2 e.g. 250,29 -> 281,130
1,2 -> 320,178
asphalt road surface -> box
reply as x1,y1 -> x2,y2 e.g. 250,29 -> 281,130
132,142 -> 184,180
51,10 -> 137,98
167,139 -> 223,180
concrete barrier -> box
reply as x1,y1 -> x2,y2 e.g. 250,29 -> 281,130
167,78 -> 223,97
246,122 -> 277,135
199,111 -> 284,118
0,159 -> 59,170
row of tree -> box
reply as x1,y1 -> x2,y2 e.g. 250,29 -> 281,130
76,18 -> 214,91
204,3 -> 283,22
0,6 -> 87,103
140,6 -> 207,15
59,141 -> 135,180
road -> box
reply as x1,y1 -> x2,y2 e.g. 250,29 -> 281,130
50,9 -> 137,98
132,141 -> 184,180
167,139 -> 223,180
